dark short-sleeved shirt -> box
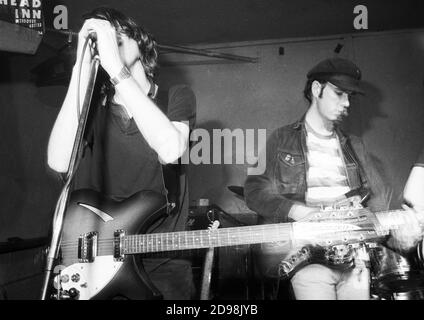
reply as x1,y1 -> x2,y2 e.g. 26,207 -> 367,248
73,84 -> 196,204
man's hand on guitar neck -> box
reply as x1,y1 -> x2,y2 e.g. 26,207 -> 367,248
288,204 -> 320,221
387,204 -> 424,253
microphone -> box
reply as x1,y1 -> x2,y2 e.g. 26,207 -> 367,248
87,31 -> 97,42
86,31 -> 98,54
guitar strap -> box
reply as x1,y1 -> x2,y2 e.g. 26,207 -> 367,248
343,136 -> 372,204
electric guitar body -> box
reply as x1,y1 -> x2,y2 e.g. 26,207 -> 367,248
54,189 -> 167,300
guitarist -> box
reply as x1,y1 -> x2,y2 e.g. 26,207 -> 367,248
244,57 -> 419,300
47,7 -> 196,299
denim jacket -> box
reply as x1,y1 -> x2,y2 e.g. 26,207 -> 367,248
244,116 -> 390,224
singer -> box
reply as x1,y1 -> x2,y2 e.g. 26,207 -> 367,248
47,7 -> 196,299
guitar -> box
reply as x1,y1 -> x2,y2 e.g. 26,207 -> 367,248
256,197 -> 424,280
52,189 -> 415,299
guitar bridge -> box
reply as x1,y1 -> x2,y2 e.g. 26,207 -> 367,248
78,232 -> 98,262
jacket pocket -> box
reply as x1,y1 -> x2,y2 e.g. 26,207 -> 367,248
277,151 -> 305,192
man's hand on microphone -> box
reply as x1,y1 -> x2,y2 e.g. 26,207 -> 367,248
75,20 -> 99,67
76,19 -> 124,78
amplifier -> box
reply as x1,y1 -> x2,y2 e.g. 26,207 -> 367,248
186,205 -> 220,231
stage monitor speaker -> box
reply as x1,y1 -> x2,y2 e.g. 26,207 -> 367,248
0,20 -> 43,54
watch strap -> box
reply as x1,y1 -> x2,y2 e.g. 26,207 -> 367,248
110,66 -> 131,86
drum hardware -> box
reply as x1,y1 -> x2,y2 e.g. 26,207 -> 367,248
369,245 -> 424,300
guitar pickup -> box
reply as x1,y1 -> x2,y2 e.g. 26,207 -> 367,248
113,230 -> 125,262
78,232 -> 98,263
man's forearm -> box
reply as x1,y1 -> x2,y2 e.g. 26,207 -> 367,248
47,63 -> 91,173
114,77 -> 188,163
244,174 -> 298,222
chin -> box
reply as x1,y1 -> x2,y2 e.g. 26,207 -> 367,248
326,115 -> 339,122
334,116 -> 346,125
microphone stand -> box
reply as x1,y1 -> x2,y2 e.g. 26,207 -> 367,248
40,51 -> 100,300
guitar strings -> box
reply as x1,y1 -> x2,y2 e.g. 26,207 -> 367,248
57,209 -> 402,260
58,208 -> 403,248
59,227 -> 295,250
59,221 -> 383,251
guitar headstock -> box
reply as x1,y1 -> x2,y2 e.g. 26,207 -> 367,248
306,208 -> 365,223
306,196 -> 368,223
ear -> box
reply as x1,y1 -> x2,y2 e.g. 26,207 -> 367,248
311,80 -> 323,99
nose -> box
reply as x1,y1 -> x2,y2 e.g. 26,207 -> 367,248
341,93 -> 350,107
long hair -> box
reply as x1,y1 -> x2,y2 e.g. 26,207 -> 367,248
83,7 -> 158,78
83,7 -> 158,102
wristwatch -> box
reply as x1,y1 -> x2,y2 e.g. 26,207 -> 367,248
110,66 -> 131,86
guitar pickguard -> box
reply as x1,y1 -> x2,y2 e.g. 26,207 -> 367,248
57,256 -> 123,300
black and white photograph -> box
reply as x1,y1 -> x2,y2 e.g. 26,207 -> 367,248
1,0 -> 424,308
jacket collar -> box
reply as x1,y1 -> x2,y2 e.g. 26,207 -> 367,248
291,113 -> 348,145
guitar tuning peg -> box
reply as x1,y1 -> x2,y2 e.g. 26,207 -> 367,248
301,247 -> 310,254
208,220 -> 220,230
278,261 -> 293,277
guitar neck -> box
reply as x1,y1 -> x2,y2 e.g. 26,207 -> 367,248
375,208 -> 423,230
120,209 -> 422,255
122,223 -> 293,254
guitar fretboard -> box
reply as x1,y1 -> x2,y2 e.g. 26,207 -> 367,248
122,224 -> 294,254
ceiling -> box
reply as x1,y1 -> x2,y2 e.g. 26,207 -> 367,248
43,0 -> 424,46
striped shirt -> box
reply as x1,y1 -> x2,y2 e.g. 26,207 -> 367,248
305,123 -> 350,207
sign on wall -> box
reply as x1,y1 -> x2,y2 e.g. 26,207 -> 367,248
0,0 -> 44,33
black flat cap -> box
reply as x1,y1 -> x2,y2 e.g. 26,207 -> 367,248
307,58 -> 364,94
